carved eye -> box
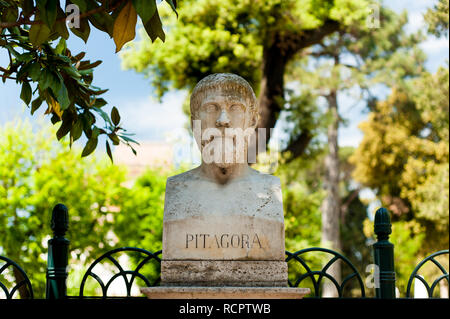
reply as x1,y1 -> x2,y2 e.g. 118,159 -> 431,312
204,104 -> 219,113
230,104 -> 243,112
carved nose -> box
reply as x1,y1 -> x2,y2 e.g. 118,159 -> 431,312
216,110 -> 230,127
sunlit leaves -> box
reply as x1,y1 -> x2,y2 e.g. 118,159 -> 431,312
113,0 -> 138,52
351,68 -> 449,251
0,120 -> 127,296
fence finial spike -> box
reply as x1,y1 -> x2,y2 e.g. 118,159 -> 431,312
51,203 -> 69,236
374,207 -> 391,239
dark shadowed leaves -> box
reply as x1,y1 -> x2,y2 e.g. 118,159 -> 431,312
143,9 -> 165,42
132,0 -> 157,24
29,23 -> 51,47
111,106 -> 120,125
20,81 -> 32,105
106,140 -> 113,163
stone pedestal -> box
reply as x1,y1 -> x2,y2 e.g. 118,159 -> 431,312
161,260 -> 287,287
140,73 -> 311,299
141,287 -> 311,299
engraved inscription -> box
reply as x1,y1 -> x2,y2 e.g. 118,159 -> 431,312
185,233 -> 263,249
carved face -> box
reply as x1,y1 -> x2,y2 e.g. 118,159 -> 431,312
192,88 -> 257,167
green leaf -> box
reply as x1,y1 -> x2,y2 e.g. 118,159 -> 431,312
113,0 -> 138,52
88,12 -> 115,37
92,127 -> 100,139
106,141 -> 113,163
18,53 -> 34,63
31,97 -> 43,115
57,83 -> 71,110
70,17 -> 90,43
111,106 -> 120,125
81,136 -> 98,157
39,68 -> 61,93
56,118 -> 72,140
20,81 -> 32,105
165,0 -> 178,17
17,62 -> 32,81
4,6 -> 18,22
22,0 -> 34,16
70,0 -> 87,12
29,24 -> 51,47
119,134 -> 139,145
92,106 -> 112,126
143,9 -> 165,42
54,17 -> 69,40
132,0 -> 157,24
92,98 -> 107,108
70,119 -> 83,141
55,38 -> 67,54
43,0 -> 58,28
62,65 -> 81,78
28,62 -> 41,81
77,60 -> 102,71
108,133 -> 120,145
51,113 -> 61,124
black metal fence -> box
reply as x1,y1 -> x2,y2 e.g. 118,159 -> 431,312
0,205 -> 448,299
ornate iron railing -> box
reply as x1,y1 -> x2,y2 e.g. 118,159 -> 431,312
406,250 -> 449,298
0,255 -> 34,299
78,247 -> 162,298
285,247 -> 365,297
1,204 -> 448,299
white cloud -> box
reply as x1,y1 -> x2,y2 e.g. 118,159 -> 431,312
115,91 -> 188,141
421,37 -> 450,54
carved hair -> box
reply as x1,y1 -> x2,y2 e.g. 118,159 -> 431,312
190,73 -> 258,121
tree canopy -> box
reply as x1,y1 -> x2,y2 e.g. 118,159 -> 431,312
121,0 -> 372,155
0,119 -> 127,297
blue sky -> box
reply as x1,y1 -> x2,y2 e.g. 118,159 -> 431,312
0,0 -> 448,152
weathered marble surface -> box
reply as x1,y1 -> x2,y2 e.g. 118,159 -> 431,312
141,287 -> 311,299
158,73 -> 287,287
161,260 -> 287,286
162,167 -> 284,261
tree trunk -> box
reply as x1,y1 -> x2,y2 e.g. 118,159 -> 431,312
321,89 -> 342,297
252,20 -> 340,159
249,36 -> 286,159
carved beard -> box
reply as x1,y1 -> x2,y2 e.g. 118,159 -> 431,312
201,135 -> 241,168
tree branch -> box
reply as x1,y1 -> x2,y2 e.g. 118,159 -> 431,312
283,19 -> 341,58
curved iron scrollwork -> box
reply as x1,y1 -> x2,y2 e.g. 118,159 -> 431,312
406,250 -> 449,298
0,256 -> 34,299
285,247 -> 365,297
78,247 -> 162,298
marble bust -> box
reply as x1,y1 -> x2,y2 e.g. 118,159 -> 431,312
161,73 -> 287,287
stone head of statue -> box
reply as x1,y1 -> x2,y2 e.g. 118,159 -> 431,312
190,73 -> 259,168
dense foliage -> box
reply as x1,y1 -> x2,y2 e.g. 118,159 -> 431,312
0,0 -> 177,159
0,119 -> 127,297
